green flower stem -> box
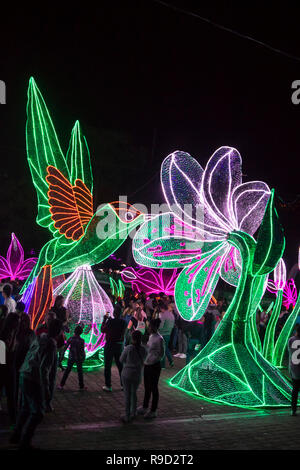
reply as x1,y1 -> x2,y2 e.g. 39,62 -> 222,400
248,276 -> 266,353
262,289 -> 283,362
170,230 -> 292,408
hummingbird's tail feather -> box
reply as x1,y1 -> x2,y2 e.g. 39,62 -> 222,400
28,265 -> 53,331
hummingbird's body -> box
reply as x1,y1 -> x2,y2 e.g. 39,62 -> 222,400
21,79 -> 143,294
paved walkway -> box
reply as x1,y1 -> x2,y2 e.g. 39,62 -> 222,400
1,357 -> 299,450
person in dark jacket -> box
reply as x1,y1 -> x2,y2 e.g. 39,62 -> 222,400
203,306 -> 217,345
186,320 -> 204,364
51,295 -> 68,325
0,304 -> 8,335
14,313 -> 36,407
51,296 -> 68,370
101,307 -> 127,391
15,301 -> 27,317
0,312 -> 19,425
10,319 -> 62,449
58,325 -> 86,390
36,310 -> 56,336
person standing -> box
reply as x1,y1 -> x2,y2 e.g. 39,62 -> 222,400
120,330 -> 146,423
51,295 -> 68,326
0,312 -> 19,425
51,296 -> 68,370
14,313 -> 36,407
203,304 -> 217,345
137,318 -> 165,419
127,307 -> 146,336
15,301 -> 27,317
2,284 -> 16,314
186,320 -> 204,364
10,319 -> 62,449
101,307 -> 127,392
122,304 -> 134,326
158,301 -> 174,368
0,304 -> 8,335
145,295 -> 155,319
174,316 -> 188,359
58,325 -> 86,390
288,324 -> 300,416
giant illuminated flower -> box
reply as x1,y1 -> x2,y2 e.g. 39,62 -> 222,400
0,233 -> 37,281
133,147 -> 270,320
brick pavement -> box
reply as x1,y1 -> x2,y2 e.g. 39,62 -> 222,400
1,357 -> 300,450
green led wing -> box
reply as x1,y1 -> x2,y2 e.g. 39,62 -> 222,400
26,77 -> 70,236
66,120 -> 93,194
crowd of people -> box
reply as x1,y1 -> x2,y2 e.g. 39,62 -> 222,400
0,280 -> 299,449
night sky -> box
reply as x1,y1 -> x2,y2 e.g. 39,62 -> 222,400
0,1 -> 299,273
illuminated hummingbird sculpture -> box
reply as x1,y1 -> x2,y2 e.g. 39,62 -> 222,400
21,78 -> 144,293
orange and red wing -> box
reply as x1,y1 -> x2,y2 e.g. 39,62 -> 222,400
46,165 -> 93,241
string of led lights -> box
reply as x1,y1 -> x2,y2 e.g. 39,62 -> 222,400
152,0 -> 300,62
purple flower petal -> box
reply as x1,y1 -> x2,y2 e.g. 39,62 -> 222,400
161,151 -> 226,240
202,147 -> 242,231
16,258 -> 38,280
231,181 -> 270,235
6,233 -> 24,279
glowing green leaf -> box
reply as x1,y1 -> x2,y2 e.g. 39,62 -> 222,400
252,189 -> 285,276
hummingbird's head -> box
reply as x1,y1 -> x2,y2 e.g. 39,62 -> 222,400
86,201 -> 145,255
109,201 -> 144,226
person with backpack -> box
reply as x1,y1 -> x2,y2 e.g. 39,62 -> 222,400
120,330 -> 146,423
58,325 -> 86,390
10,319 -> 62,449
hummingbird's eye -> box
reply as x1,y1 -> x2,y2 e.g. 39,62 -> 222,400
125,211 -> 134,222
110,201 -> 142,223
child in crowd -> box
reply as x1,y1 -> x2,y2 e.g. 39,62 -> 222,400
58,325 -> 86,390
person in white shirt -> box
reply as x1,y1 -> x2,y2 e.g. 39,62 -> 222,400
158,301 -> 174,368
137,318 -> 165,419
2,284 -> 16,314
120,330 -> 147,423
